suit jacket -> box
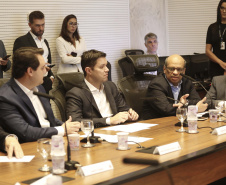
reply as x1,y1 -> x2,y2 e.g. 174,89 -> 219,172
66,81 -> 130,128
206,75 -> 226,109
0,78 -> 63,143
142,74 -> 201,119
0,40 -> 11,78
13,32 -> 53,93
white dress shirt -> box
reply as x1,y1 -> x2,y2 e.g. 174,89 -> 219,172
56,36 -> 86,74
85,79 -> 113,124
15,79 -> 64,136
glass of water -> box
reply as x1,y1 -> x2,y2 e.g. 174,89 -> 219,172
81,120 -> 95,148
176,107 -> 187,132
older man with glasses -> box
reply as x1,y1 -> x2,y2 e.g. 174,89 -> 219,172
142,54 -> 208,119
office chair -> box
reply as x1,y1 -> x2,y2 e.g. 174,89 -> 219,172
50,72 -> 84,122
118,49 -> 144,77
118,55 -> 159,118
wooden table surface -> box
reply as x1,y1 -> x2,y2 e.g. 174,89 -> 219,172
1,116 -> 226,185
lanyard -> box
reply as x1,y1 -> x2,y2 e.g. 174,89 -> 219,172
219,24 -> 226,41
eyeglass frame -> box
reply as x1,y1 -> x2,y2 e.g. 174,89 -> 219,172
68,22 -> 79,27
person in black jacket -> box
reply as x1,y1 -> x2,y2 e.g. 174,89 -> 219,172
143,54 -> 208,119
13,11 -> 54,93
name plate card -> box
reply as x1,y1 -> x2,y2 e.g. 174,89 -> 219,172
212,126 -> 226,136
153,142 -> 181,155
79,160 -> 114,176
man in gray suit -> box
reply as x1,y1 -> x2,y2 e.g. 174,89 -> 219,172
206,75 -> 226,108
0,40 -> 11,78
66,49 -> 139,128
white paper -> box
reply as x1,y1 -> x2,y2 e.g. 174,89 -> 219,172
100,123 -> 158,133
0,155 -> 35,162
212,126 -> 226,136
80,133 -> 152,144
197,111 -> 208,118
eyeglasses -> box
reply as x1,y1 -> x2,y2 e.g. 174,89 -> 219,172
166,67 -> 184,73
220,6 -> 226,11
69,22 -> 79,27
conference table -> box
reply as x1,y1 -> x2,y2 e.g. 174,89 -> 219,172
1,116 -> 226,185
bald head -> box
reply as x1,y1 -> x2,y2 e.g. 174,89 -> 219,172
163,54 -> 186,86
165,54 -> 186,68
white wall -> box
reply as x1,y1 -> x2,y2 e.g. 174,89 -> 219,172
129,0 -> 168,56
0,0 -> 130,82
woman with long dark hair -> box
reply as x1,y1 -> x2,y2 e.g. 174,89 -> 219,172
206,0 -> 226,78
56,14 -> 86,74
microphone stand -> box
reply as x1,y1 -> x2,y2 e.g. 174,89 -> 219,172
64,122 -> 80,170
33,90 -> 80,170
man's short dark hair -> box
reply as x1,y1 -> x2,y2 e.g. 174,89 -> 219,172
81,50 -> 106,77
29,11 -> 45,23
12,47 -> 44,79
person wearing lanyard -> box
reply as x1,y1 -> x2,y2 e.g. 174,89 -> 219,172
206,0 -> 226,78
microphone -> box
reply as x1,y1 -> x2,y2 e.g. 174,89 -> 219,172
123,157 -> 159,166
33,90 -> 79,170
180,73 -> 212,108
65,80 -> 100,144
33,91 -> 55,99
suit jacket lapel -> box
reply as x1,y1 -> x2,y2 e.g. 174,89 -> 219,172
26,32 -> 38,48
10,79 -> 39,123
82,84 -> 100,114
104,83 -> 118,114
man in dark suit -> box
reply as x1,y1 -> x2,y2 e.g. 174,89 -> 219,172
13,11 -> 53,93
143,54 -> 208,119
66,49 -> 139,128
0,40 -> 11,78
0,125 -> 24,159
0,47 -> 80,143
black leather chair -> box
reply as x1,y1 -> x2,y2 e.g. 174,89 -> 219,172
118,55 -> 159,119
118,50 -> 144,77
50,72 -> 84,121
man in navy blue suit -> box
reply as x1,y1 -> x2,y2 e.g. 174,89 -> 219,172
0,47 -> 80,143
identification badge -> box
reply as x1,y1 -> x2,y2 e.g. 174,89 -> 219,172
221,41 -> 225,50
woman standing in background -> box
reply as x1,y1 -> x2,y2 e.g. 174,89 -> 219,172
56,14 -> 86,74
206,0 -> 226,78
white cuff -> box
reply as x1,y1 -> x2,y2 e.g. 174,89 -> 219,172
106,117 -> 111,125
55,126 -> 64,136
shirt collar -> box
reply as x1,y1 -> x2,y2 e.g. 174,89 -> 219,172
14,79 -> 39,96
84,79 -> 104,92
30,31 -> 44,42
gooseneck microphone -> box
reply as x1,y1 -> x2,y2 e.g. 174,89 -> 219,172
33,91 -> 55,99
33,91 -> 79,170
180,73 -> 212,108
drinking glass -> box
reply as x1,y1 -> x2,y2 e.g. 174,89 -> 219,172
215,100 -> 225,122
176,107 -> 187,132
81,120 -> 95,148
37,138 -> 51,171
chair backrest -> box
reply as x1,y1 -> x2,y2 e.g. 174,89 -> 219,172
125,49 -> 144,56
118,55 -> 159,119
57,72 -> 84,92
118,75 -> 156,118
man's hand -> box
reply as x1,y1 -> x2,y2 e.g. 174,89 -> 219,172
0,58 -> 8,66
110,112 -> 129,125
128,108 -> 139,121
5,136 -> 24,159
196,97 -> 208,113
62,116 -> 81,135
179,94 -> 189,104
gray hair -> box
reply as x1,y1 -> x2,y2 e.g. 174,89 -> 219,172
144,32 -> 157,44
